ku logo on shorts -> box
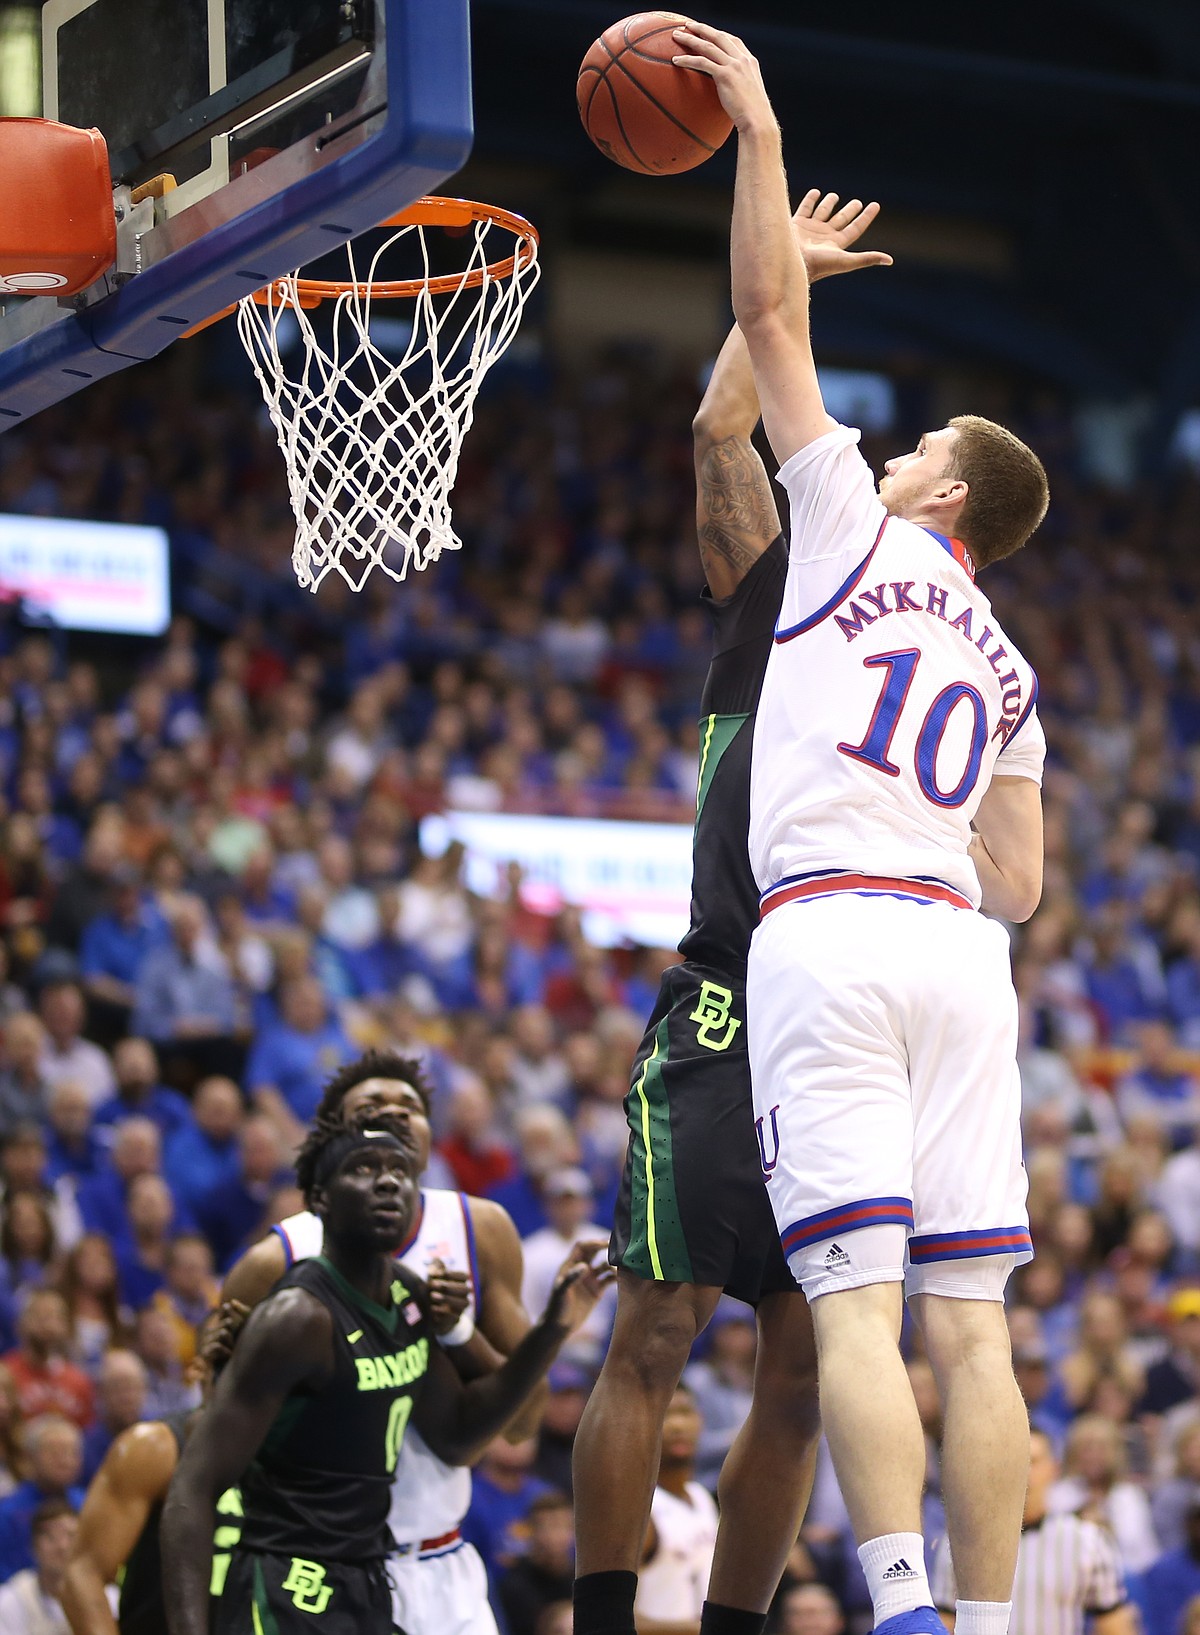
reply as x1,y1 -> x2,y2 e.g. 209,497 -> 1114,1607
690,981 -> 742,1052
282,1559 -> 333,1613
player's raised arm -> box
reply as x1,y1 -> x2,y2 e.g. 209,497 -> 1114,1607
673,25 -> 832,466
413,1241 -> 611,1464
692,324 -> 781,600
693,193 -> 892,598
161,1292 -> 331,1635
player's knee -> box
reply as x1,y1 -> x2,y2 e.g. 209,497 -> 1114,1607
606,1296 -> 703,1396
912,1277 -> 1014,1375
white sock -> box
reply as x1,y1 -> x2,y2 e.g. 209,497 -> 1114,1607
858,1533 -> 932,1624
955,1602 -> 1011,1635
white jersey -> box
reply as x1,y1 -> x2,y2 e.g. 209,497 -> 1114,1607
750,424 -> 1045,910
634,1481 -> 719,1623
274,1187 -> 479,1543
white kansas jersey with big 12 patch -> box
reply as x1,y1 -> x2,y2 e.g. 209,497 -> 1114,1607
750,424 -> 1045,908
273,1187 -> 479,1541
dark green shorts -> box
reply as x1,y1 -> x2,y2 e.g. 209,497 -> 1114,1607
611,962 -> 795,1306
214,1549 -> 392,1635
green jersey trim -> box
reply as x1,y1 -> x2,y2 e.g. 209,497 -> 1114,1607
315,1256 -> 399,1334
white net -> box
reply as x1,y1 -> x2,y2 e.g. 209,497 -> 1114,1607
236,206 -> 540,593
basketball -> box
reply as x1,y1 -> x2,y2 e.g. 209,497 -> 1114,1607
576,12 -> 734,175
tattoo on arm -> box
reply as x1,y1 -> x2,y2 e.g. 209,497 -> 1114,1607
696,435 -> 781,593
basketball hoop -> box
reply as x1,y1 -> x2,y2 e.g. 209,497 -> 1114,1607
235,197 -> 540,593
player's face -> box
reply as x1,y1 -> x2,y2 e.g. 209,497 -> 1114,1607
877,426 -> 958,517
324,1148 -> 418,1251
1025,1432 -> 1058,1515
660,1390 -> 702,1461
341,1078 -> 432,1173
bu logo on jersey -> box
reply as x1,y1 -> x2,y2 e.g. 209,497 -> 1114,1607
690,981 -> 742,1052
755,1105 -> 781,1182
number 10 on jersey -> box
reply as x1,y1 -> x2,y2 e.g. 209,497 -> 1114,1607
838,648 -> 988,809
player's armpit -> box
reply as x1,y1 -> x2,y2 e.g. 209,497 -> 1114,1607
63,1422 -> 179,1635
969,775 -> 1044,923
468,1198 -> 548,1441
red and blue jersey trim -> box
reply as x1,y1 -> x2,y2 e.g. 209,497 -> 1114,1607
908,1226 -> 1033,1263
760,870 -> 974,919
773,520 -> 976,646
781,1196 -> 914,1255
270,1222 -> 294,1269
923,528 -> 976,581
774,520 -> 887,643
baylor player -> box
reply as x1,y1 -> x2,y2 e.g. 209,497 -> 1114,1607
163,1125 -> 607,1635
572,193 -> 893,1635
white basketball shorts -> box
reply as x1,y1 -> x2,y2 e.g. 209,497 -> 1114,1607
388,1539 -> 499,1635
747,891 -> 1031,1302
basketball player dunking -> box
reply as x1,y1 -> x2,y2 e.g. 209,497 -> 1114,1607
572,193 -> 892,1635
674,23 -> 1049,1635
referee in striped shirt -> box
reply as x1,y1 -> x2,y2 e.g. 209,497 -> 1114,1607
933,1429 -> 1136,1635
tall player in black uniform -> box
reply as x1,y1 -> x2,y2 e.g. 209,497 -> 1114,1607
573,192 -> 892,1635
163,1125 -> 608,1635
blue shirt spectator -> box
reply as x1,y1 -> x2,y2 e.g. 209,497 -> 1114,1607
92,1038 -> 192,1148
131,897 -> 238,1044
163,1077 -> 244,1217
112,1174 -> 177,1311
43,1081 -> 105,1185
193,1117 -> 289,1271
79,1349 -> 148,1485
1138,1508 -> 1200,1635
245,976 -> 352,1128
79,871 -> 167,1006
77,1118 -> 185,1248
0,1415 -> 86,1582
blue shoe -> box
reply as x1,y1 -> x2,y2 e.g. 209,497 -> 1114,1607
873,1610 -> 951,1635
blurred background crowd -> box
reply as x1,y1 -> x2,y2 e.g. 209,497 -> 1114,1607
0,349 -> 1195,1635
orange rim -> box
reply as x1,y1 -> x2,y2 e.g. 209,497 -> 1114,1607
253,196 -> 539,305
183,198 -> 539,337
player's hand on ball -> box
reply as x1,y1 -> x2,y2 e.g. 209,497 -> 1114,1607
793,191 -> 893,283
671,23 -> 773,133
544,1239 -> 615,1334
427,1258 -> 472,1335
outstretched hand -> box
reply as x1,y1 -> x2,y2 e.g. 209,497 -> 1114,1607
793,191 -> 892,282
543,1239 -> 614,1336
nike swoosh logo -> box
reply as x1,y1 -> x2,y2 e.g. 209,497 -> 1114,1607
346,1330 -> 363,1344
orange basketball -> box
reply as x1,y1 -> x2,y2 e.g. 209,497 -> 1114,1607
576,12 -> 733,176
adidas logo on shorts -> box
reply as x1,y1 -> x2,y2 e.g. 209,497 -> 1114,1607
882,1559 -> 917,1581
823,1242 -> 850,1269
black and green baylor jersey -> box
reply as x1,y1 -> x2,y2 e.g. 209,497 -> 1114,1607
238,1255 -> 432,1564
679,535 -> 787,977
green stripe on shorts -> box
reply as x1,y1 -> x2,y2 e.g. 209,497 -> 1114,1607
252,1559 -> 279,1635
623,1016 -> 693,1282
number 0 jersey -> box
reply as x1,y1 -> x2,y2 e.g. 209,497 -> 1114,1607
750,424 -> 1045,908
238,1256 -> 432,1564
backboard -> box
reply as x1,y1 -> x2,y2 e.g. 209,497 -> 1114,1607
0,0 -> 472,426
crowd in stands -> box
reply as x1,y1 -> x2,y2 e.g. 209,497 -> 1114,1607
0,349 -> 1197,1634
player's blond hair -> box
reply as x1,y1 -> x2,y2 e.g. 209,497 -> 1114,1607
946,414 -> 1049,568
